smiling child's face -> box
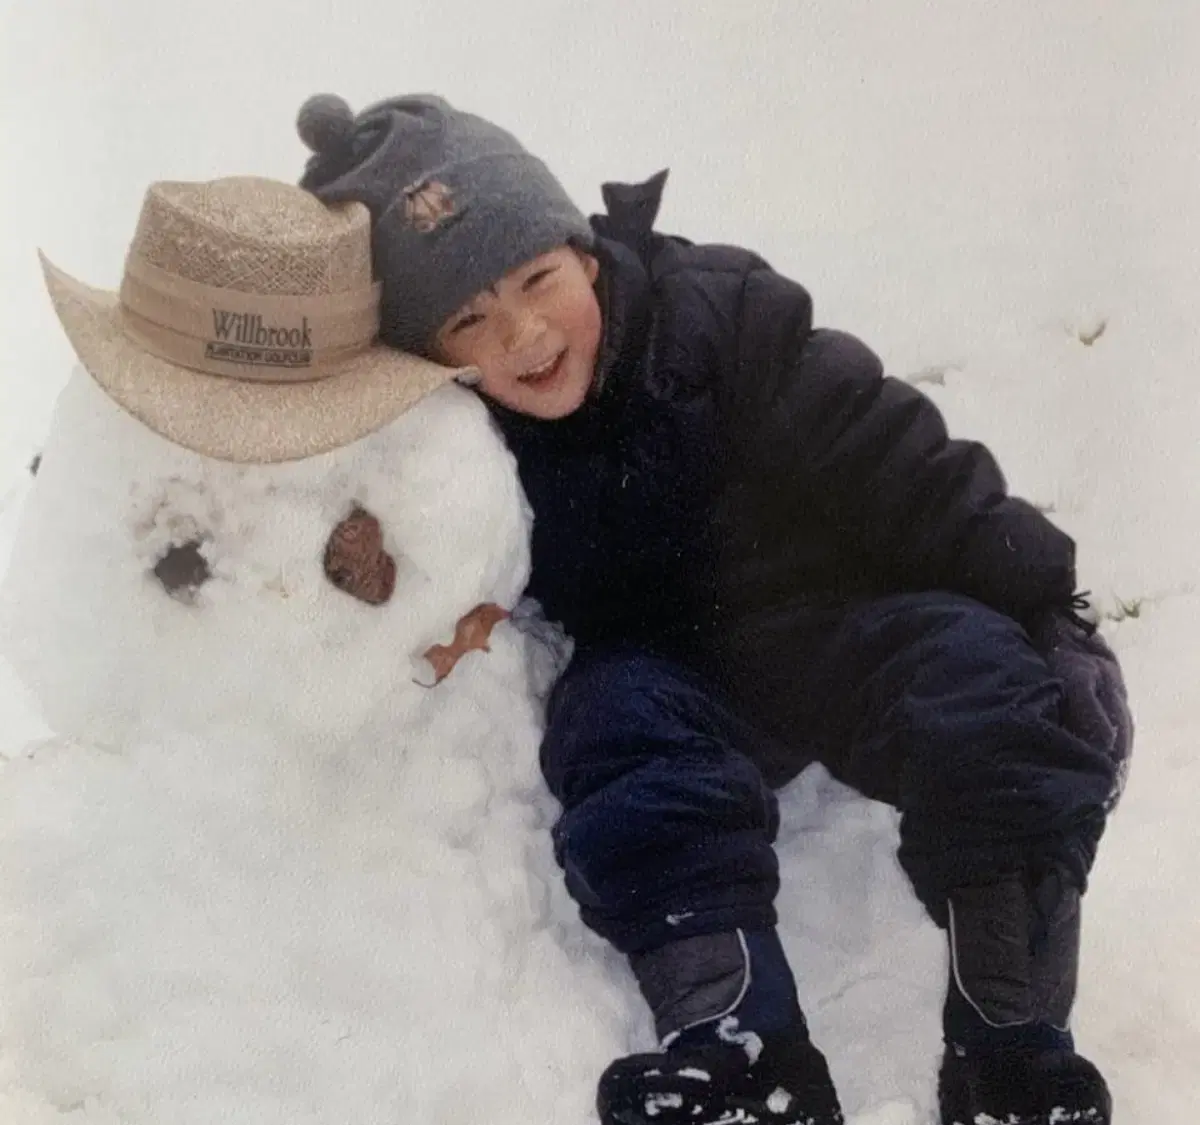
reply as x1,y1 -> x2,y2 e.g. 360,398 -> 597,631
432,246 -> 603,420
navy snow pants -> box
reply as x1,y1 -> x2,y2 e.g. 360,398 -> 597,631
540,593 -> 1118,955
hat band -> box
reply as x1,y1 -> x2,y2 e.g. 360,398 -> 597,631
118,256 -> 383,384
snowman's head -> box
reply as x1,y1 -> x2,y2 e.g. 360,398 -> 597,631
0,369 -> 531,750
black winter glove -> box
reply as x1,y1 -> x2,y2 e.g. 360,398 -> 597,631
1029,597 -> 1134,809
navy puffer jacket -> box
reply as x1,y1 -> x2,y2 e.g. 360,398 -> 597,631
488,172 -> 1077,659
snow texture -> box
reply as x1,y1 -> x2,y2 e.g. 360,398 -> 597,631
1,1 -> 1198,1122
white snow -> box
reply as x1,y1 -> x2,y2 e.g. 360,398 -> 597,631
765,1086 -> 793,1114
1,2 -> 1198,1123
716,1016 -> 765,1066
0,373 -> 637,1124
644,1092 -> 684,1117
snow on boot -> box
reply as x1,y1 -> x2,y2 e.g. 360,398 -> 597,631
596,1021 -> 843,1125
938,1045 -> 1112,1124
600,929 -> 843,1124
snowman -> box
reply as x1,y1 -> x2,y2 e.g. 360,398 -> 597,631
0,176 -> 631,1124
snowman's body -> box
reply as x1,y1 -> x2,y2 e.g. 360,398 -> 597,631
2,368 -> 541,749
0,369 -> 631,1124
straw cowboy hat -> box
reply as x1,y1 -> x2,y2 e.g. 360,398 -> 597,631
39,176 -> 473,463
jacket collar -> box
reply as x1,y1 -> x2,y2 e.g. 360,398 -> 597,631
587,234 -> 652,405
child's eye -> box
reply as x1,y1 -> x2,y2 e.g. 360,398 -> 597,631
448,313 -> 484,336
523,266 -> 557,290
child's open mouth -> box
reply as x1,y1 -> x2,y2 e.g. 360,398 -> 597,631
519,350 -> 566,389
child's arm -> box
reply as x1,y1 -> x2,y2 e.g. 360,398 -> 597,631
725,266 -> 1077,626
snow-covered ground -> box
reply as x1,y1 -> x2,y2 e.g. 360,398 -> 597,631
1,1 -> 1197,1121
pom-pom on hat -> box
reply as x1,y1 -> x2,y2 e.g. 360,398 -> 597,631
296,94 -> 356,155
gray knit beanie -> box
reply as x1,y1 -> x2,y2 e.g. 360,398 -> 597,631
296,93 -> 594,354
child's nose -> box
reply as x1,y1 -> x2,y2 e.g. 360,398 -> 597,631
501,306 -> 544,351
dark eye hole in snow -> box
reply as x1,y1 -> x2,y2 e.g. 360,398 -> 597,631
153,540 -> 211,603
28,454 -> 41,476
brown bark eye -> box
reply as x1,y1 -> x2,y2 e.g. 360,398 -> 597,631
323,506 -> 396,606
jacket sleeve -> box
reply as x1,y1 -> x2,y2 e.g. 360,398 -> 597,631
723,265 -> 1077,623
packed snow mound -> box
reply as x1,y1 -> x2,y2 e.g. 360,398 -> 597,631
0,667 -> 633,1124
0,724 -> 944,1125
0,366 -> 636,1122
0,369 -> 535,750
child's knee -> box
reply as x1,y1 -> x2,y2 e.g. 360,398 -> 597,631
878,591 -> 1035,647
540,647 -> 700,799
869,592 -> 1054,697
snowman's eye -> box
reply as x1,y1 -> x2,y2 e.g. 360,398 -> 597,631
153,539 -> 210,603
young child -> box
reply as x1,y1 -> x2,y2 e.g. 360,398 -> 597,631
295,93 -> 1133,1125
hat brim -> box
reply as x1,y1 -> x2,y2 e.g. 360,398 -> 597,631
39,252 -> 471,464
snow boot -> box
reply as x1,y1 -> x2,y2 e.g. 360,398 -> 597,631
597,1022 -> 843,1125
938,866 -> 1111,1123
938,1044 -> 1111,1124
598,928 -> 843,1124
